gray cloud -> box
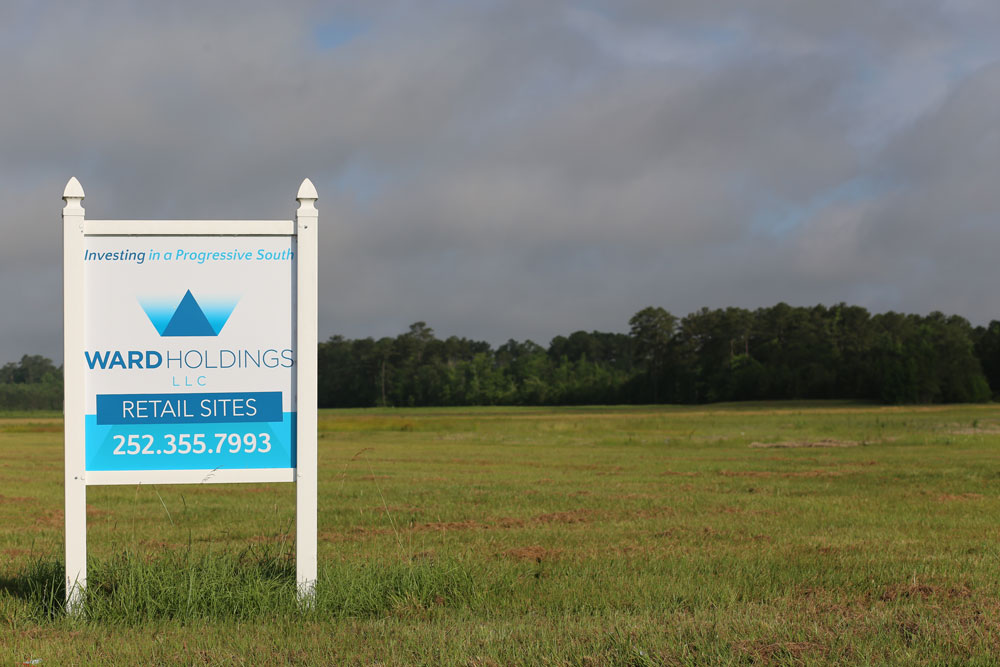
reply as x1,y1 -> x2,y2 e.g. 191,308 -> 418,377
1,1 -> 999,364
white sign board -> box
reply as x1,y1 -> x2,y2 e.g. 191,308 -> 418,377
83,237 -> 297,483
62,179 -> 318,611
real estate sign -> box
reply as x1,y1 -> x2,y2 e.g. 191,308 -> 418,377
62,179 -> 319,611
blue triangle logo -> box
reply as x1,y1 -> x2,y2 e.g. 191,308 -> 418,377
139,291 -> 238,337
162,290 -> 217,337
160,290 -> 218,336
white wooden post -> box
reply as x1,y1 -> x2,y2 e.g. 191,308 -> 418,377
63,177 -> 87,613
295,179 -> 318,600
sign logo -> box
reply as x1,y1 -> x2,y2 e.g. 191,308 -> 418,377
139,290 -> 238,337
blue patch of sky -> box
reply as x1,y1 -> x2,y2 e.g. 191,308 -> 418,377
313,17 -> 371,50
750,176 -> 891,239
834,39 -> 1000,152
332,161 -> 390,208
570,1 -> 748,67
631,26 -> 747,68
943,42 -> 1000,81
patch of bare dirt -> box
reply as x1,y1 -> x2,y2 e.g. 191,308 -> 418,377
936,493 -> 984,502
0,423 -> 63,433
0,476 -> 33,484
348,526 -> 394,537
534,509 -> 593,524
880,581 -> 972,602
749,439 -> 859,449
139,539 -> 176,549
630,506 -> 675,519
499,545 -> 562,562
813,545 -> 839,555
610,493 -> 659,500
733,639 -> 825,664
2,547 -> 32,558
318,531 -> 346,542
34,509 -> 62,528
417,520 -> 482,531
660,470 -> 699,477
789,470 -> 843,478
448,458 -> 495,466
0,494 -> 34,503
719,469 -> 843,478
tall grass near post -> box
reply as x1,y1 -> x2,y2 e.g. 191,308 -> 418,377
4,549 -> 504,625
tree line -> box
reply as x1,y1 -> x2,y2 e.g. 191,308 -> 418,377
319,304 -> 998,407
0,354 -> 63,410
3,303 -> 1000,410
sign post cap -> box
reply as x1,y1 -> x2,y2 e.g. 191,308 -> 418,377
63,177 -> 85,200
297,178 -> 318,201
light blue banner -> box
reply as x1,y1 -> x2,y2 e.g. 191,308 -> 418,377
85,412 -> 296,471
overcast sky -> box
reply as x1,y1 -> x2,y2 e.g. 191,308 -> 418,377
3,1 -> 1000,364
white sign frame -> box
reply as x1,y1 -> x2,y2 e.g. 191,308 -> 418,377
62,178 -> 319,611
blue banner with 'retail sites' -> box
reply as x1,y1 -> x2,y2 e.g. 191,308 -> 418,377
96,391 -> 281,425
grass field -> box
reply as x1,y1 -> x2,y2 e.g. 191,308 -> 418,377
4,402 -> 1000,664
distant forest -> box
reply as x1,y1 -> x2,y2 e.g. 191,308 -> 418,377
5,303 -> 1000,410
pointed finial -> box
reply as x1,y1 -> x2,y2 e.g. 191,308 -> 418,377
296,178 -> 318,219
63,177 -> 85,200
297,178 -> 318,201
63,177 -> 85,216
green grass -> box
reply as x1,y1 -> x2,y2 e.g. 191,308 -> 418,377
4,402 -> 1000,664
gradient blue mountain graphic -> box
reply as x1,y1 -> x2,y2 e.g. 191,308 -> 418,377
140,290 -> 237,337
162,290 -> 216,336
